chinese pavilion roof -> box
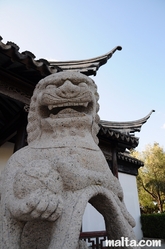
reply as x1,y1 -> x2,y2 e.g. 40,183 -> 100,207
0,36 -> 121,80
0,36 -> 154,151
98,110 -> 155,150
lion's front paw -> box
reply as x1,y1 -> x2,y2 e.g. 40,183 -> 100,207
9,189 -> 63,222
30,191 -> 63,221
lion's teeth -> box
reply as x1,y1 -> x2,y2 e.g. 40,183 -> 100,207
79,102 -> 88,107
48,102 -> 88,109
48,105 -> 53,110
56,104 -> 64,107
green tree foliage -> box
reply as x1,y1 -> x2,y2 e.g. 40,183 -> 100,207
131,143 -> 165,213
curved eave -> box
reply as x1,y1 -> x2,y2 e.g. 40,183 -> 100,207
99,110 -> 155,135
105,152 -> 144,166
117,152 -> 144,166
0,36 -> 122,77
0,37 -> 61,78
49,46 -> 122,76
105,152 -> 143,176
98,126 -> 139,150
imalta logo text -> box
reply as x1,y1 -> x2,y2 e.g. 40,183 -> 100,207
105,237 -> 162,247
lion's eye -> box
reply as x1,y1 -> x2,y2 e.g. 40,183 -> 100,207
78,82 -> 88,88
46,85 -> 57,89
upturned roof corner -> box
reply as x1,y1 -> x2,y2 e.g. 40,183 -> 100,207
49,46 -> 122,76
99,110 -> 155,136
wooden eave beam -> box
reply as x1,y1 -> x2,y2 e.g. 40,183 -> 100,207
0,111 -> 22,146
98,135 -> 135,152
0,69 -> 33,104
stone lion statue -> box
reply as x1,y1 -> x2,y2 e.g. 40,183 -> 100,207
0,72 -> 139,249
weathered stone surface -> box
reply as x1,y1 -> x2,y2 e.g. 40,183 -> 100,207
0,72 -> 139,248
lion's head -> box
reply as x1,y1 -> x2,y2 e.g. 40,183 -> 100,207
27,71 -> 100,146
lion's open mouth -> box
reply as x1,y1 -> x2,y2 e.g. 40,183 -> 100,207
40,101 -> 93,119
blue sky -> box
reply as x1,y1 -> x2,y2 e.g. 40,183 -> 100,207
0,0 -> 165,151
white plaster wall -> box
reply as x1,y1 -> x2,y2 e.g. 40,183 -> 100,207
0,142 -> 14,174
82,203 -> 105,232
118,172 -> 143,241
82,172 -> 143,241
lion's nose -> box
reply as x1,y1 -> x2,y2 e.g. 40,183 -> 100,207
56,80 -> 80,98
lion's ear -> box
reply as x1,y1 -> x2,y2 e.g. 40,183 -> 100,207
27,88 -> 41,144
92,114 -> 100,145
